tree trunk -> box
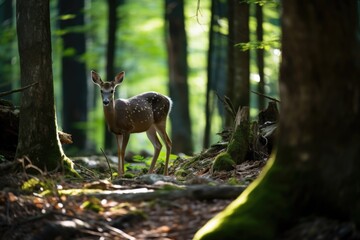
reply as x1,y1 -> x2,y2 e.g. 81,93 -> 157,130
256,4 -> 265,110
104,0 -> 119,150
204,0 -> 228,148
59,0 -> 88,151
0,0 -> 13,100
226,0 -> 250,126
194,0 -> 360,239
15,0 -> 67,170
165,0 -> 193,155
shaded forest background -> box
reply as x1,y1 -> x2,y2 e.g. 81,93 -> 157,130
0,0 -> 280,157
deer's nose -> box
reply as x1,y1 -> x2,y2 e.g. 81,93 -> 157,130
103,99 -> 110,106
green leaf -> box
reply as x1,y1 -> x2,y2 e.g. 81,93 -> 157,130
59,14 -> 76,20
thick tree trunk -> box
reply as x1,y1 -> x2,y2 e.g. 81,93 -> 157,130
165,0 -> 193,155
59,0 -> 88,151
194,1 -> 360,239
15,0 -> 66,170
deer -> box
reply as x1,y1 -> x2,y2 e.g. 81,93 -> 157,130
91,70 -> 172,177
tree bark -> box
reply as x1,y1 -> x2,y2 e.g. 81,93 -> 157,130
104,0 -> 119,150
256,4 -> 265,110
0,0 -> 14,100
15,0 -> 67,170
204,0 -> 228,148
59,0 -> 88,150
226,0 -> 250,126
194,0 -> 360,239
165,0 -> 193,155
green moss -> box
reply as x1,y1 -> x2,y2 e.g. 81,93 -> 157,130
174,168 -> 190,180
227,120 -> 249,164
21,177 -> 45,192
123,172 -> 136,178
63,156 -> 81,178
81,197 -> 103,213
227,177 -> 241,185
212,152 -> 236,172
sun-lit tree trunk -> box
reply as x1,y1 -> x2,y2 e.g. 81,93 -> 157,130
59,0 -> 88,151
226,0 -> 250,126
165,0 -> 193,155
194,0 -> 360,239
16,0 -> 67,170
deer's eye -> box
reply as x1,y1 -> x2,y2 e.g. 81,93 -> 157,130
110,90 -> 114,94
100,90 -> 103,93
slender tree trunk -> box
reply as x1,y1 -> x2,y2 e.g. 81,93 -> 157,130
226,0 -> 250,126
104,0 -> 119,149
165,0 -> 193,155
16,0 -> 66,170
59,1 -> 88,151
204,0 -> 216,149
256,4 -> 265,110
204,0 -> 228,148
194,1 -> 360,239
0,0 -> 13,100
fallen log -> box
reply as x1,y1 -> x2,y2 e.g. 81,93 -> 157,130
65,185 -> 245,202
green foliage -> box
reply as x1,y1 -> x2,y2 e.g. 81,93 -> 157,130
1,0 -> 281,155
123,172 -> 136,179
235,39 -> 280,51
242,0 -> 280,6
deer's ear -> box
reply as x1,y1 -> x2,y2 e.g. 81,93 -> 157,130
114,71 -> 125,86
91,70 -> 103,86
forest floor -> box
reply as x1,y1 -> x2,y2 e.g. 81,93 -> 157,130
1,145 -> 360,239
2,151 -> 358,240
0,141 -> 267,240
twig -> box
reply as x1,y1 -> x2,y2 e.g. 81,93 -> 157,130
100,148 -> 113,180
103,224 -> 136,240
0,82 -> 38,98
195,0 -> 202,24
251,90 -> 280,103
216,92 -> 236,119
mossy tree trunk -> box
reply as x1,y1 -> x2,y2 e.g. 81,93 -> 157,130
194,1 -> 360,239
16,0 -> 68,170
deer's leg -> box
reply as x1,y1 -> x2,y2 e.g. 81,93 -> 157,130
146,125 -> 162,173
155,121 -> 172,175
116,133 -> 129,177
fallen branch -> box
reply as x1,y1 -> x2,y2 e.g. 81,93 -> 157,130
251,90 -> 280,103
86,185 -> 245,202
0,82 -> 38,98
100,148 -> 113,180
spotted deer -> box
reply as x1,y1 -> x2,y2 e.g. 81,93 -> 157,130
91,70 -> 172,177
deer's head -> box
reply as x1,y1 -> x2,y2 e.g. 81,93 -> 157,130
91,70 -> 125,106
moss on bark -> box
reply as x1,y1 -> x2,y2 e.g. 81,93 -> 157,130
212,152 -> 236,172
194,154 -> 299,240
